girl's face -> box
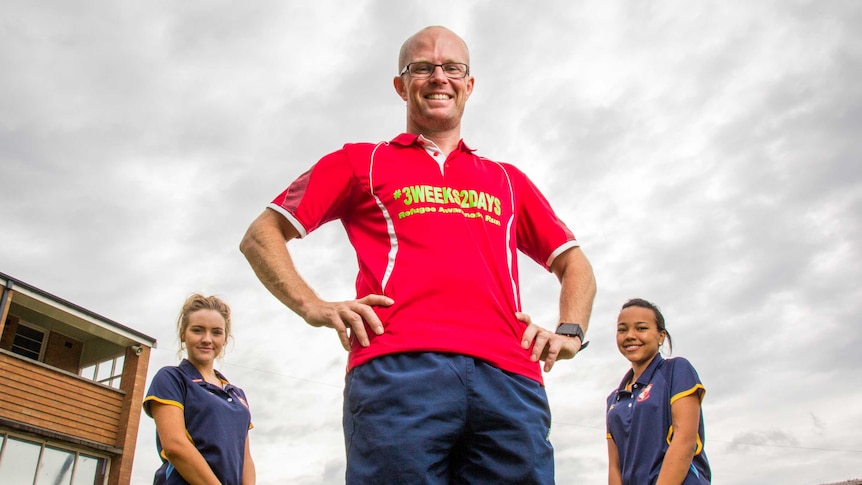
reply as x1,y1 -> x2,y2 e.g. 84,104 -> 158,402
616,305 -> 666,369
182,309 -> 227,367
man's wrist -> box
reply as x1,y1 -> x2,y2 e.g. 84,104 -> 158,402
556,323 -> 589,351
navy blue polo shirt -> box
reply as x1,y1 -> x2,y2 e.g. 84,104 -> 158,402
606,355 -> 711,484
144,359 -> 252,485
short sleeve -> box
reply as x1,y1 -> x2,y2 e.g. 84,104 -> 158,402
268,148 -> 357,237
668,357 -> 706,405
510,165 -> 577,270
142,366 -> 187,417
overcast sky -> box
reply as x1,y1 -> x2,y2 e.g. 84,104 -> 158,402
2,1 -> 861,484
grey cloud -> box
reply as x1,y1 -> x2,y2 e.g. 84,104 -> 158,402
727,429 -> 800,452
3,2 -> 862,484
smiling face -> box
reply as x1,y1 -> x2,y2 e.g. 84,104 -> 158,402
394,27 -> 474,136
616,305 -> 666,372
181,309 -> 227,368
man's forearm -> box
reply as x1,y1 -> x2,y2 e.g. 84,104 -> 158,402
553,247 -> 596,332
240,211 -> 318,320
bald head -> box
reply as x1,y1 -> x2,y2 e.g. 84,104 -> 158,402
398,26 -> 470,73
393,25 -> 474,143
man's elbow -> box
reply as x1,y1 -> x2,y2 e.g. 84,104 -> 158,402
239,210 -> 279,258
584,261 -> 597,290
239,225 -> 258,259
239,210 -> 299,260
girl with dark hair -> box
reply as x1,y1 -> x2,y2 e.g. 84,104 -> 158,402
606,298 -> 711,484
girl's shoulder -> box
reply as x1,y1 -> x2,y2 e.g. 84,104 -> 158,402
149,365 -> 185,384
655,355 -> 700,381
661,355 -> 694,367
658,356 -> 705,390
152,361 -> 201,383
152,364 -> 181,377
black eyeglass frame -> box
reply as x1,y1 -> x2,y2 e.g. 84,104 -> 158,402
399,62 -> 471,79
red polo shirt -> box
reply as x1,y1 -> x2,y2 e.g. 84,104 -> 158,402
269,133 -> 579,383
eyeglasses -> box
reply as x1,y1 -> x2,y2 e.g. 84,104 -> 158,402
399,62 -> 470,79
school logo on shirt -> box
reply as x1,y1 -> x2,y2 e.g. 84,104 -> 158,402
637,384 -> 652,402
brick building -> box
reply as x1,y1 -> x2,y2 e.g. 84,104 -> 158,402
0,272 -> 157,484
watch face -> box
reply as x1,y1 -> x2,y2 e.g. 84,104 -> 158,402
556,323 -> 583,339
556,323 -> 589,351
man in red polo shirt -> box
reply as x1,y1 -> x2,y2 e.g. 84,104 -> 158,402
241,25 -> 596,484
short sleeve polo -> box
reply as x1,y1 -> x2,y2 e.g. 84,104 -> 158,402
144,360 -> 252,485
267,134 -> 579,383
606,355 -> 711,484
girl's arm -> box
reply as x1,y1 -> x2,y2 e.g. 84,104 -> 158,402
656,392 -> 703,485
242,435 -> 256,485
607,437 -> 623,485
150,402 -> 222,485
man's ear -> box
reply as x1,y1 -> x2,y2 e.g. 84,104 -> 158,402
393,76 -> 408,101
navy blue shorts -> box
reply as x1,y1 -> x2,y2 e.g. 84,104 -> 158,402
343,352 -> 555,484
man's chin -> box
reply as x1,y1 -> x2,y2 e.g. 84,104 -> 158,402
413,111 -> 462,131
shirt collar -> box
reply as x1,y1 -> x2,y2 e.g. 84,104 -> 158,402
178,358 -> 230,387
390,133 -> 476,153
617,353 -> 665,391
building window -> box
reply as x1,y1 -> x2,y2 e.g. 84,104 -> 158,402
10,323 -> 46,361
0,435 -> 39,483
79,354 -> 125,390
0,433 -> 107,485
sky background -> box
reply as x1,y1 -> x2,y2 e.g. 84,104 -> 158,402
2,1 -> 861,484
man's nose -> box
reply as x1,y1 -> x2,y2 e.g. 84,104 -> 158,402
429,65 -> 448,81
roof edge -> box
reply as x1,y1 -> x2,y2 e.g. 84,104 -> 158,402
1,271 -> 157,347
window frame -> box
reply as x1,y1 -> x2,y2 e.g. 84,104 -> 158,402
0,430 -> 110,485
10,320 -> 48,362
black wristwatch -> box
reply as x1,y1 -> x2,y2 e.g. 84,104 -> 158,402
556,323 -> 589,351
